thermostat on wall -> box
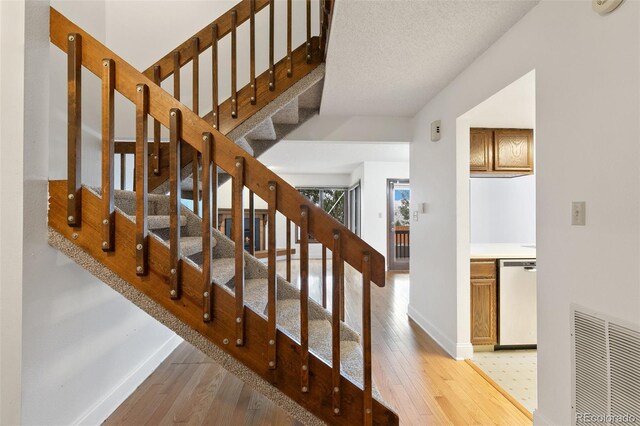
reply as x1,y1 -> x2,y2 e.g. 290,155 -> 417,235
592,0 -> 623,15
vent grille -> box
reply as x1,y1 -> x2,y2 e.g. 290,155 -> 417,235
572,307 -> 640,426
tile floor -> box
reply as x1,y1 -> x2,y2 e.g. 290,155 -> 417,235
472,350 -> 538,413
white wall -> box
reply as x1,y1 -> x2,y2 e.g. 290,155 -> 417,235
470,175 -> 536,244
0,2 -> 25,423
18,2 -> 182,425
409,2 -> 640,425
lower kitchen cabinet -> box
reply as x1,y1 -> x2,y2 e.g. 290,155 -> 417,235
470,260 -> 497,345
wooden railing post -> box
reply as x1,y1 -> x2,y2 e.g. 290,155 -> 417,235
340,259 -> 345,321
248,191 -> 255,255
249,0 -> 257,104
267,181 -> 278,369
192,37 -> 200,115
173,51 -> 180,101
192,149 -> 200,216
332,230 -> 342,416
120,154 -> 126,189
231,10 -> 238,118
169,109 -> 182,299
287,0 -> 292,77
321,245 -> 327,308
152,65 -> 161,175
135,84 -> 149,275
233,156 -> 245,345
300,205 -> 310,393
362,252 -> 373,426
268,0 -> 275,90
306,0 -> 312,63
211,24 -> 219,130
202,132 -> 214,322
67,32 -> 82,227
101,58 -> 115,251
286,218 -> 292,282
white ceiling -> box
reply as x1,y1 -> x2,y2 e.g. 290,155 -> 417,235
260,141 -> 410,175
320,0 -> 538,117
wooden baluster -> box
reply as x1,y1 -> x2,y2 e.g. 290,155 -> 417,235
135,84 -> 149,276
202,132 -> 213,322
120,154 -> 126,189
362,252 -> 373,426
249,0 -> 256,104
211,24 -> 219,131
286,218 -> 292,282
192,37 -> 199,115
300,206 -> 310,393
321,245 -> 327,308
169,109 -> 182,299
233,156 -> 245,345
173,51 -> 180,101
192,149 -> 200,216
101,58 -> 115,251
152,65 -> 161,175
248,191 -> 255,255
231,10 -> 238,118
340,259 -> 345,321
268,0 -> 275,90
306,0 -> 312,63
319,0 -> 324,49
67,33 -> 82,227
286,0 -> 292,77
331,230 -> 342,415
267,181 -> 278,369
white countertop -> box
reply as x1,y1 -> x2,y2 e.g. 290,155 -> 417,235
470,243 -> 536,259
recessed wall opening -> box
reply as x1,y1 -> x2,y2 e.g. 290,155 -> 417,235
457,69 -> 537,417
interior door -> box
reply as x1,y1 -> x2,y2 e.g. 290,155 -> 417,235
387,179 -> 410,270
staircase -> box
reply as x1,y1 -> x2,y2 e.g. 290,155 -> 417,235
48,2 -> 399,425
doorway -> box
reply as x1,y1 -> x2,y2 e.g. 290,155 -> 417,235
387,179 -> 410,270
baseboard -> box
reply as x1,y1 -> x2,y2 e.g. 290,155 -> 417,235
72,334 -> 183,425
533,409 -> 555,425
407,305 -> 472,360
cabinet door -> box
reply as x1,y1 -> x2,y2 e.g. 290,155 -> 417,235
494,129 -> 533,172
470,278 -> 497,345
470,129 -> 493,172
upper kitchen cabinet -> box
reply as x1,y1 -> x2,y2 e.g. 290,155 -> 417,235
470,128 -> 534,177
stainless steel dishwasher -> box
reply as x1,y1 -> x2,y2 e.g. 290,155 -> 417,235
499,259 -> 537,346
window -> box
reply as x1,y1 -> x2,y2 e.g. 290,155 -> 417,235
296,187 -> 347,242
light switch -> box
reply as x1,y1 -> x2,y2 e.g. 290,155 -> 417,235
413,211 -> 419,221
571,202 -> 586,226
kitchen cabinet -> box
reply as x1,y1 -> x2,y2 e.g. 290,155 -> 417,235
470,259 -> 497,345
470,128 -> 533,177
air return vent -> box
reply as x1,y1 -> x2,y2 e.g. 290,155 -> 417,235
572,306 -> 640,426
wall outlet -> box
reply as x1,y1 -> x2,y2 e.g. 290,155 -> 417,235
413,211 -> 419,221
431,120 -> 441,142
571,201 -> 586,226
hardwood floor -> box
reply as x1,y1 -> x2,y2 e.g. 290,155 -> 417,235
104,260 -> 531,425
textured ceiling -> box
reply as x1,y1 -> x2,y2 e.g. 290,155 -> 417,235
321,0 -> 538,117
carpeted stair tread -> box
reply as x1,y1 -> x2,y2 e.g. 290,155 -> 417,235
246,118 -> 276,140
271,97 -> 299,124
244,278 -> 269,315
179,236 -> 202,257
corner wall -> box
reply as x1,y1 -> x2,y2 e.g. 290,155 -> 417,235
409,1 -> 640,424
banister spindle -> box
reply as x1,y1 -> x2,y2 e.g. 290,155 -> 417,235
332,230 -> 342,415
135,84 -> 149,276
362,252 -> 373,426
321,245 -> 327,308
101,58 -> 115,251
300,205 -> 310,393
249,0 -> 256,104
152,65 -> 161,175
306,0 -> 312,63
120,154 -> 126,189
173,51 -> 180,101
192,37 -> 199,115
268,0 -> 275,90
248,191 -> 255,255
267,181 -> 278,369
192,149 -> 200,216
286,218 -> 292,282
231,10 -> 238,118
211,24 -> 219,130
202,132 -> 214,321
169,109 -> 182,299
287,0 -> 292,77
233,156 -> 245,345
67,33 -> 82,227
340,259 -> 345,321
